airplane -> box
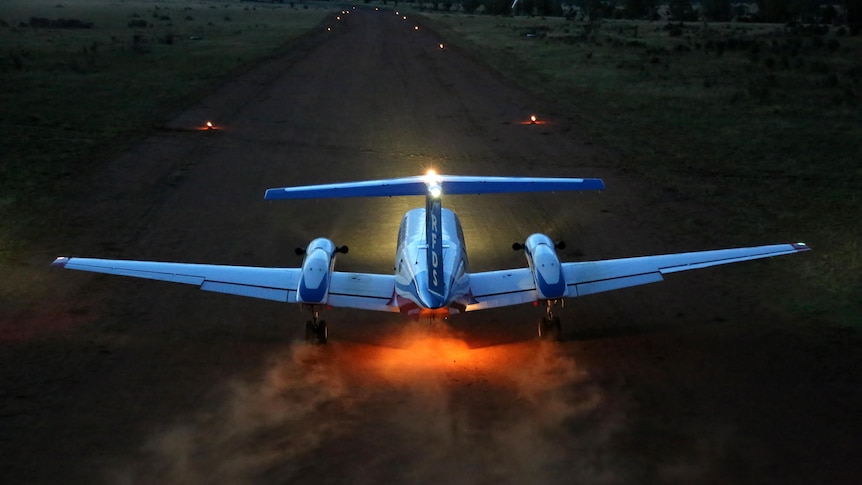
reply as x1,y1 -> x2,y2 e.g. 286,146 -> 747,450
52,171 -> 810,343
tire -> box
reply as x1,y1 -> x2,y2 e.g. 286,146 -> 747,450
317,320 -> 328,344
550,316 -> 562,341
539,317 -> 561,341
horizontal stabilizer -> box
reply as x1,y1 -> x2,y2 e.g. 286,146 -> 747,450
265,175 -> 605,200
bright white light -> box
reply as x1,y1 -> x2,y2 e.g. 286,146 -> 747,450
429,185 -> 442,198
423,169 -> 442,191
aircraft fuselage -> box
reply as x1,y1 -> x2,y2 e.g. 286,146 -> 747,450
393,208 -> 470,317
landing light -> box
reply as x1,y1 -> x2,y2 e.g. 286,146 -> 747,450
414,26 -> 419,30
423,169 -> 443,192
530,115 -> 537,124
439,43 -> 445,49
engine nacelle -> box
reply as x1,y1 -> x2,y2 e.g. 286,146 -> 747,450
521,233 -> 567,300
296,237 -> 345,304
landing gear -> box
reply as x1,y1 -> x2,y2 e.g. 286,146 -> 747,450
304,307 -> 328,344
538,300 -> 563,341
538,316 -> 561,341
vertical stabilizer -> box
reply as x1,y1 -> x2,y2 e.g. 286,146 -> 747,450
425,183 -> 445,298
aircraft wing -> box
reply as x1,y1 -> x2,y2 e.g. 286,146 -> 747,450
466,243 -> 809,310
52,257 -> 302,302
563,243 -> 809,297
329,272 -> 399,313
51,257 -> 399,312
466,268 -> 537,311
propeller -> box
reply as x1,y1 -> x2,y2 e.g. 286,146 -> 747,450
512,241 -> 566,251
295,245 -> 349,256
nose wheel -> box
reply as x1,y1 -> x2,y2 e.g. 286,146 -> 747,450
304,307 -> 328,344
538,300 -> 562,341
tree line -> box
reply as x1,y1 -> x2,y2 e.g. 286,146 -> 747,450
419,0 -> 861,26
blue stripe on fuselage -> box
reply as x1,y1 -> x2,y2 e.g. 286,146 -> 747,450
394,208 -> 469,311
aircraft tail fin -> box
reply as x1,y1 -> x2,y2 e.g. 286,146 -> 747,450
426,188 -> 444,298
264,174 -> 605,200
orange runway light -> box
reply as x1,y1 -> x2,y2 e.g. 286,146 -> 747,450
520,114 -> 547,125
198,121 -> 217,131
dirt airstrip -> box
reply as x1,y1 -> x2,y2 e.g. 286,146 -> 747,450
1,8 -> 860,485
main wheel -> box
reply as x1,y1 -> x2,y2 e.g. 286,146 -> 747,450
550,316 -> 562,341
538,317 -> 562,341
538,317 -> 549,339
316,320 -> 328,344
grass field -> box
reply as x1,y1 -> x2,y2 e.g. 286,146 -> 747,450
0,0 -> 330,257
419,11 -> 861,327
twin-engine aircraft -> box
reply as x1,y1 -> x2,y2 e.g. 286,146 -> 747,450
53,172 -> 809,343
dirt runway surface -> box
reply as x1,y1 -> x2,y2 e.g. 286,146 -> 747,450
2,8 -> 860,484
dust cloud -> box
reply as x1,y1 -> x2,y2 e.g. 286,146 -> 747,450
110,323 -> 629,484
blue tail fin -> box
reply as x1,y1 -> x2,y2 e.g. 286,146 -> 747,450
264,175 -> 605,200
426,190 -> 444,298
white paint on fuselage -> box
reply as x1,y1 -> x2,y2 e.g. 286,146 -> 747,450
297,237 -> 336,304
394,208 -> 470,310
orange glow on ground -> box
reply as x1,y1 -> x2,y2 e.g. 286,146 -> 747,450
326,322 -> 589,399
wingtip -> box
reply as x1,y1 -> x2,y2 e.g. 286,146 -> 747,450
51,256 -> 70,268
791,242 -> 811,251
